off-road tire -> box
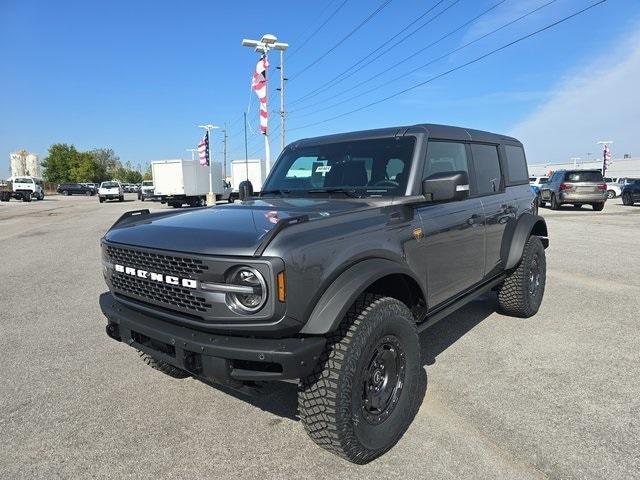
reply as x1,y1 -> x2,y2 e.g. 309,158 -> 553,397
497,235 -> 546,318
298,294 -> 421,464
592,203 -> 605,211
550,193 -> 560,210
138,351 -> 190,379
622,193 -> 634,206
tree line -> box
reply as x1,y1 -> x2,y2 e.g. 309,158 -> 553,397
41,144 -> 151,184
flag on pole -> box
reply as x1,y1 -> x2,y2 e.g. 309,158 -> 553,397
251,54 -> 268,135
603,144 -> 612,166
198,131 -> 209,166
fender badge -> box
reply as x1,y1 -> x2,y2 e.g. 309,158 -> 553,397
413,227 -> 424,241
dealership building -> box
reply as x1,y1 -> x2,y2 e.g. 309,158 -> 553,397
529,156 -> 640,179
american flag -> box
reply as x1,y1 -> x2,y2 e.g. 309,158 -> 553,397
251,54 -> 268,135
198,131 -> 209,166
603,144 -> 612,166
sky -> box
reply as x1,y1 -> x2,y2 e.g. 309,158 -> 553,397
1,0 -> 639,176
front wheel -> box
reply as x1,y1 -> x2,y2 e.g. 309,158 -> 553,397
497,236 -> 546,318
298,294 -> 421,464
606,190 -> 616,199
119,196 -> 124,202
62,190 -> 69,196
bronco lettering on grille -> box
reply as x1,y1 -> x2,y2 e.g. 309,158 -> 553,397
114,264 -> 197,289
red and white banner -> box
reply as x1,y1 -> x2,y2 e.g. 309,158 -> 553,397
251,54 -> 269,135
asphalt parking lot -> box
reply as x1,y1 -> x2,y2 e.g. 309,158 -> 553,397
1,195 -> 639,479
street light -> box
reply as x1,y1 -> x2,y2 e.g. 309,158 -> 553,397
198,124 -> 220,206
242,34 -> 289,169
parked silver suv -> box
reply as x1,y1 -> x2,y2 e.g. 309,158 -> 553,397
539,169 -> 607,211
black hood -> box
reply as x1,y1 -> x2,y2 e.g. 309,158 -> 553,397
103,197 -> 376,256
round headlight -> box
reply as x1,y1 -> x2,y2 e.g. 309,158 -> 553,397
226,267 -> 268,313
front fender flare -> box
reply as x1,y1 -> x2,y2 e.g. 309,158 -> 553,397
300,258 -> 422,335
501,213 -> 549,270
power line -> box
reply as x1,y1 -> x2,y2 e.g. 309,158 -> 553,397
287,0 -> 349,61
287,0 -> 394,81
288,0 -> 460,106
291,0 -> 559,118
289,0 -> 607,132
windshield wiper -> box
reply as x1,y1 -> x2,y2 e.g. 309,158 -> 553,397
260,189 -> 290,197
306,188 -> 362,198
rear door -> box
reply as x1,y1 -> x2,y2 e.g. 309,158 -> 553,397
417,140 -> 485,308
470,143 -> 513,278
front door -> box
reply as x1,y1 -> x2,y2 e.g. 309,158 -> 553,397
416,141 -> 486,308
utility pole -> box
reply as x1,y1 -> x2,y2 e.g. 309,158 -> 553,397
241,34 -> 289,170
276,48 -> 287,151
222,123 -> 228,180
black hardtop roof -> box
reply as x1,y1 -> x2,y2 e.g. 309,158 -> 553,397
293,123 -> 522,148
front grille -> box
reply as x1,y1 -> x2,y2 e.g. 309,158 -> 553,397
111,274 -> 211,313
106,245 -> 208,277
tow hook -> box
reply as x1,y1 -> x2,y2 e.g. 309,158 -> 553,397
105,323 -> 121,341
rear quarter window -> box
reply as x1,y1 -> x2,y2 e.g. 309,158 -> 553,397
504,145 -> 529,185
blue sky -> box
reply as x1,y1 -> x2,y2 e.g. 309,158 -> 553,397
1,0 -> 639,176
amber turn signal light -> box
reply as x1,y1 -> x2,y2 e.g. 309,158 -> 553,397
277,271 -> 286,302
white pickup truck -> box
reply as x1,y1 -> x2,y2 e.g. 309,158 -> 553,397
0,177 -> 45,202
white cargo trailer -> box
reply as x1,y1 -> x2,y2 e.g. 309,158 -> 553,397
151,159 -> 227,207
230,159 -> 266,199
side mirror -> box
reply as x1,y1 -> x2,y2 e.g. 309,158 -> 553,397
238,180 -> 254,201
422,171 -> 470,202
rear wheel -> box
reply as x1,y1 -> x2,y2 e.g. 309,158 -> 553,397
22,192 -> 32,202
622,193 -> 633,206
298,294 -> 421,464
99,197 -> 104,203
85,190 -> 91,196
550,193 -> 560,210
592,203 -> 605,211
138,351 -> 190,379
119,195 -> 124,202
497,236 -> 546,318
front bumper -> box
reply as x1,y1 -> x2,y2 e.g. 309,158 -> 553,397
100,292 -> 325,382
100,194 -> 121,199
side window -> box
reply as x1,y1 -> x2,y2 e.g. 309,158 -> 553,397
423,141 -> 470,180
504,145 -> 529,184
471,144 -> 502,195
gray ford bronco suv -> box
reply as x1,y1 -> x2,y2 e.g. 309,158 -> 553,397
100,124 -> 548,463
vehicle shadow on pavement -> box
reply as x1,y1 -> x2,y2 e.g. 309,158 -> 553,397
194,297 -> 497,422
420,293 -> 496,366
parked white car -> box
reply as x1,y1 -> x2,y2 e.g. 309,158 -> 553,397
98,181 -> 124,203
604,177 -> 622,199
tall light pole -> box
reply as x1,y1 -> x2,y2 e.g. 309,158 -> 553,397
198,124 -> 219,206
186,148 -> 197,162
242,34 -> 289,171
570,157 -> 581,169
597,140 -> 613,177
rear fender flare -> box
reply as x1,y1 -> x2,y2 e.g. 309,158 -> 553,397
300,258 -> 423,335
501,213 -> 548,270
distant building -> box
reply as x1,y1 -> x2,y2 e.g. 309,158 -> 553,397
10,150 -> 41,178
529,156 -> 640,179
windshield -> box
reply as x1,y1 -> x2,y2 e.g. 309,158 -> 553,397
101,182 -> 119,188
15,177 -> 33,184
565,171 -> 603,182
262,137 -> 416,197
142,181 -> 153,186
